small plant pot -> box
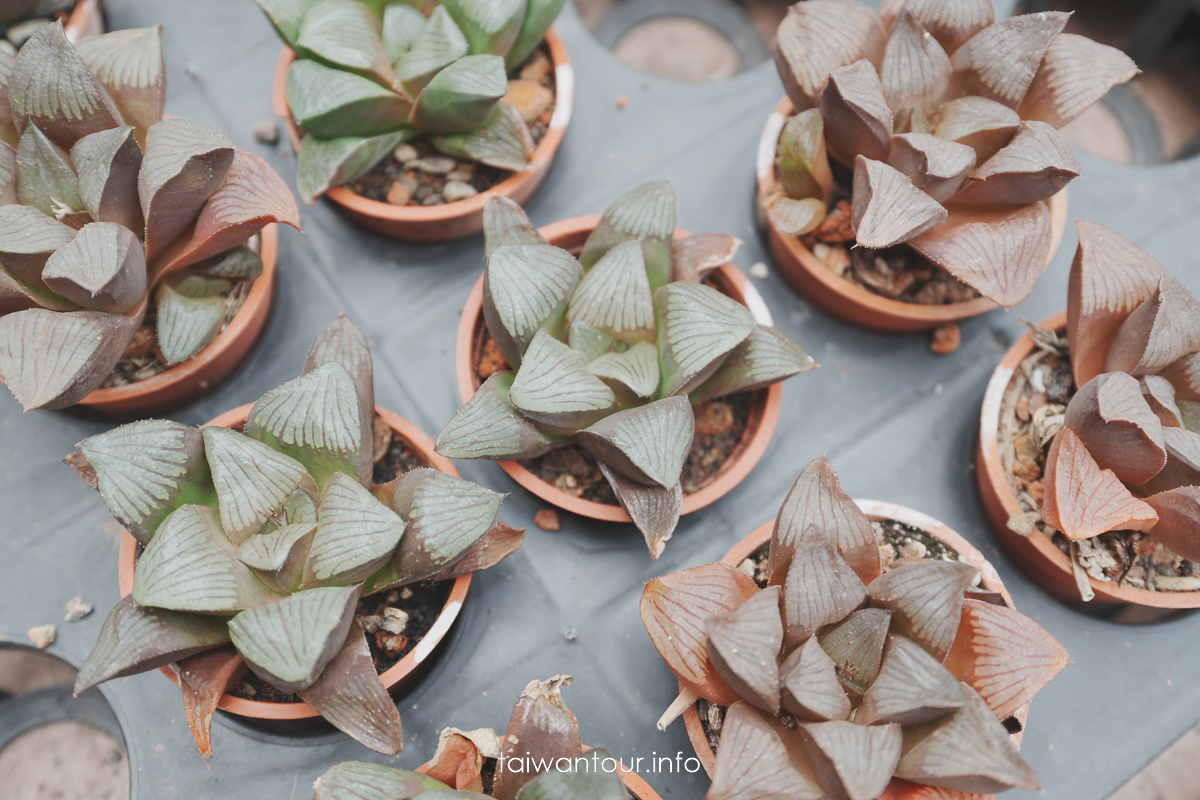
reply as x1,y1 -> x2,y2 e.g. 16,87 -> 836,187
74,225 -> 280,418
115,403 -> 471,722
977,311 -> 1200,610
272,30 -> 573,242
682,499 -> 1027,797
416,747 -> 664,800
454,215 -> 784,525
755,96 -> 1069,333
64,0 -> 104,40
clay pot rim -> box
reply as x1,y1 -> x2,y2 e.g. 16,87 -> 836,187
63,0 -> 102,40
977,310 -> 1200,609
453,214 -> 784,524
115,403 -> 471,720
75,225 -> 279,411
271,27 -> 572,225
755,95 -> 1069,329
681,499 -> 1028,781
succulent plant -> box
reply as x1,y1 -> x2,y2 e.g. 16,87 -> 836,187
256,0 -> 567,203
0,23 -> 301,411
316,675 -> 629,800
436,181 -> 816,559
765,0 -> 1137,308
642,456 -> 1068,799
1031,222 -> 1200,577
69,315 -> 523,757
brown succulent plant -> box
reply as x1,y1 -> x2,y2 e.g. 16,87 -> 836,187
1036,222 -> 1200,579
765,0 -> 1137,308
642,456 -> 1068,799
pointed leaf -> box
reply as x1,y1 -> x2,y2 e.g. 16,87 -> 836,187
154,275 -> 229,365
1145,487 -> 1200,562
509,329 -> 617,433
296,0 -> 397,90
819,608 -> 891,695
484,243 -> 581,368
1043,427 -> 1159,540
932,95 -> 1021,163
296,130 -> 408,204
1106,276 -> 1200,377
179,648 -> 246,757
395,5 -> 469,96
691,325 -> 816,404
896,684 -> 1040,793
17,123 -> 83,220
309,473 -> 406,585
287,59 -> 411,139
297,622 -> 405,754
0,50 -> 18,149
587,341 -> 660,400
641,563 -> 759,706
41,222 -> 144,314
1019,33 -> 1138,128
770,456 -> 882,586
411,54 -> 506,134
78,419 -> 215,545
567,320 -> 614,362
708,702 -> 828,800
1064,371 -> 1167,485
654,280 -> 755,397
880,0 -> 994,54
305,313 -> 374,477
74,596 -> 230,694
858,636 -> 966,726
383,4 -> 427,65
484,196 -> 547,260
881,11 -> 952,114
781,524 -> 867,649
579,180 -> 675,291
255,0 -> 319,47
507,0 -> 569,69
203,425 -> 313,545
516,750 -> 630,800
773,0 -> 886,110
576,396 -> 693,487
851,156 -> 947,249
236,521 -> 317,593
706,586 -> 784,714
886,132 -> 975,203
952,121 -> 1079,205
74,26 -> 165,144
671,233 -> 742,283
799,720 -> 903,800
950,12 -> 1070,108
867,561 -> 978,660
568,240 -> 655,344
768,196 -> 827,237
1141,427 -> 1200,495
71,126 -> 144,234
0,139 -> 15,204
0,269 -> 74,315
1143,375 -> 1185,428
437,372 -> 563,460
599,463 -> 682,560
776,109 -> 833,204
494,675 -> 582,800
424,520 -> 525,582
944,599 -> 1068,720
820,59 -> 893,165
440,0 -> 523,57
316,762 -> 447,800
780,636 -> 851,722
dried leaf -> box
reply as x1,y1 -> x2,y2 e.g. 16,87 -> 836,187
1063,371 -> 1167,486
780,636 -> 851,722
706,586 -> 784,715
484,243 -> 581,368
1105,276 -> 1200,377
951,121 -> 1079,205
707,702 -> 828,800
42,222 -> 145,314
820,59 -> 893,165
949,12 -> 1070,108
568,240 -> 655,345
509,330 -> 618,434
423,729 -> 489,791
858,636 -> 966,726
776,109 -> 833,204
866,561 -> 978,660
74,26 -> 165,145
932,95 -> 1020,163
315,762 -> 447,800
881,11 -> 952,114
179,648 -> 245,757
799,719 -> 903,800
295,0 -> 397,90
431,101 -> 533,171
887,132 -> 976,203
1019,33 -> 1138,128
690,325 -> 816,404
654,281 -> 755,397
851,156 -> 947,249
1042,427 -> 1159,540
579,180 -> 675,291
781,524 -> 867,649
494,675 -> 582,800
879,0 -> 994,54
819,607 -> 891,695
768,196 -> 827,237
437,372 -> 564,460
774,0 -> 886,110
599,463 -> 682,560
71,126 -> 144,234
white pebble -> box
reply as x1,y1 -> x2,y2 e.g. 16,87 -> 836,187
28,624 -> 56,649
63,596 -> 93,622
393,143 -> 419,163
443,181 -> 479,202
749,261 -> 770,280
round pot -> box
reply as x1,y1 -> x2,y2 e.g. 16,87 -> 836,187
64,0 -> 104,40
755,96 -> 1069,333
272,30 -> 573,242
416,747 -> 664,800
76,225 -> 280,418
454,215 -> 784,524
116,403 -> 471,721
682,499 -> 1026,792
977,311 -> 1200,609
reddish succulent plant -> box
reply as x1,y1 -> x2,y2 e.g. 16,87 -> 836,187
765,0 -> 1136,308
642,457 -> 1068,799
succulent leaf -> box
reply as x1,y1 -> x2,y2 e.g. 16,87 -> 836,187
309,473 -> 406,585
1140,427 -> 1200,495
506,0 -> 569,70
781,636 -> 852,722
949,12 -> 1070,108
1042,427 -> 1159,540
820,59 -> 893,165
931,95 -> 1020,163
304,313 -> 375,466
653,281 -> 755,397
800,719 -> 903,800
178,647 -> 246,758
881,11 -> 952,114
383,4 -> 427,65
1142,375 -> 1185,428
587,341 -> 660,400
483,195 -> 548,260
777,109 -> 833,204
493,675 -> 583,800
579,180 -> 675,291
598,462 -> 682,560
484,243 -> 582,367
781,524 -> 867,649
42,222 -> 145,314
436,372 -> 565,460
705,586 -> 784,715
567,320 -> 615,362
154,275 -> 229,365
255,0 -> 319,46
0,140 -> 15,204
879,0 -> 994,54
951,121 -> 1078,205
866,561 -> 977,661
296,0 -> 397,90
411,54 -> 506,134
767,196 -> 827,237
431,100 -> 533,171
886,133 -> 975,204
287,58 -> 412,139
296,129 -> 410,205
515,751 -> 630,800
440,0 -> 524,58
1105,276 -> 1200,377
236,521 -> 317,593
509,329 -> 617,433
395,5 -> 469,96
1064,371 -> 1167,485
0,268 -> 75,315
670,233 -> 742,283
707,702 -> 828,800
851,156 -> 948,249
0,49 -> 18,148
691,325 -> 817,404
574,397 -> 693,487
773,0 -> 886,110
424,520 -> 525,582
1145,487 -> 1200,563
819,607 -> 891,695
1019,33 -> 1138,128
71,126 -> 144,234
74,26 -> 166,145
858,637 -> 966,726
568,240 -> 655,345
315,762 -> 448,800
16,124 -> 82,221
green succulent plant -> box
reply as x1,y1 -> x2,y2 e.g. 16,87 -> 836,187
255,0 -> 567,203
316,675 -> 629,800
436,181 -> 817,559
0,22 -> 301,411
642,457 -> 1069,799
765,0 -> 1137,308
70,315 -> 523,757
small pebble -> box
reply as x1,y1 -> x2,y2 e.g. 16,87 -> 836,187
7,18 -> 50,47
375,631 -> 408,655
386,180 -> 411,206
535,509 -> 560,531
409,156 -> 456,174
930,322 -> 961,355
28,624 -> 56,649
393,143 -> 419,164
519,50 -> 552,83
385,590 -> 400,604
381,607 -> 410,635
446,169 -> 474,182
503,79 -> 554,124
250,119 -> 279,144
615,95 -> 629,109
400,587 -> 414,600
442,181 -> 478,202
563,627 -> 579,642
749,261 -> 769,280
63,596 -> 93,622
736,558 -> 756,580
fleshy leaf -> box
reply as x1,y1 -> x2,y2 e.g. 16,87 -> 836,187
858,636 -> 966,726
383,4 -> 427,65
706,586 -> 784,714
852,156 -> 947,248
42,222 -> 145,314
437,372 -> 564,460
932,95 -> 1021,163
304,313 -> 374,478
776,109 -> 833,204
287,59 -> 411,139
1106,276 -> 1200,377
1019,33 -> 1138,128
16,124 -> 83,220
951,121 -> 1079,205
296,0 -> 397,90
820,59 -> 893,165
579,180 -> 675,291
708,702 -> 828,800
1042,427 -> 1159,540
74,596 -> 230,695
908,201 -> 1052,308
178,648 -> 245,758
599,463 -> 682,560
640,563 -> 759,706
879,0 -> 994,54
483,196 -> 547,260
587,341 -> 660,400
395,6 -> 469,96
309,473 -> 406,585
493,675 -> 582,800
767,196 -> 827,237
575,397 -> 693,487
654,281 -> 755,397
780,636 -> 852,722
1145,487 -> 1200,563
236,521 -> 317,593
315,762 -> 448,800
506,0 -> 569,69
255,0 -> 319,47
1064,371 -> 1167,485
297,622 -> 405,755
228,584 -> 360,693
949,12 -> 1070,108
1143,375 -> 1185,428
567,321 -> 614,363
799,719 -> 903,800
509,329 -> 617,434
867,561 -> 977,660
203,425 -> 313,545
781,524 -> 867,649
690,325 -> 816,404
0,269 -> 74,315
71,126 -> 144,234
770,456 -> 882,586
568,240 -> 655,345
296,130 -> 409,204
74,26 -> 165,144
484,243 -> 581,368
154,275 -> 229,366
411,54 -> 506,134
516,750 -> 630,800
896,684 -> 1041,793
944,599 -> 1069,720
77,419 -> 215,545
881,11 -> 952,114
671,233 -> 742,283
440,0 -> 523,57
0,50 -> 18,148
773,0 -> 886,110
886,132 -> 976,203
424,520 -> 525,582
819,608 -> 891,695
1141,427 -> 1200,495
0,140 -> 15,204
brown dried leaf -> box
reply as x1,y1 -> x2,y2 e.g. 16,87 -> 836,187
866,561 -> 978,661
1019,33 -> 1138,128
949,12 -> 1070,108
671,234 -> 742,283
425,730 -> 488,791
851,156 -> 948,249
799,719 -> 903,800
706,586 -> 784,715
943,599 -> 1068,720
858,636 -> 966,726
951,121 -> 1079,205
881,11 -> 952,114
1064,371 -> 1167,485
782,524 -> 867,649
820,59 -> 894,166
1105,276 -> 1200,377
887,132 -> 976,203
774,0 -> 886,110
781,637 -> 852,722
494,675 -> 582,800
707,702 -> 828,800
1042,427 -> 1159,540
879,0 -> 995,54
1145,487 -> 1200,563
819,607 -> 891,695
178,647 -> 245,758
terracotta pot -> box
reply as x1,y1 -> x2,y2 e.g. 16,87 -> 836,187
116,403 -> 471,721
63,0 -> 104,40
454,215 -> 783,524
682,500 -> 1027,798
755,96 -> 1069,333
416,747 -> 664,800
75,225 -> 280,418
977,311 -> 1200,610
272,30 -> 573,242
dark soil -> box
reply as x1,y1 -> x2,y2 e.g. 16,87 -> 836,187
998,325 -> 1200,591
